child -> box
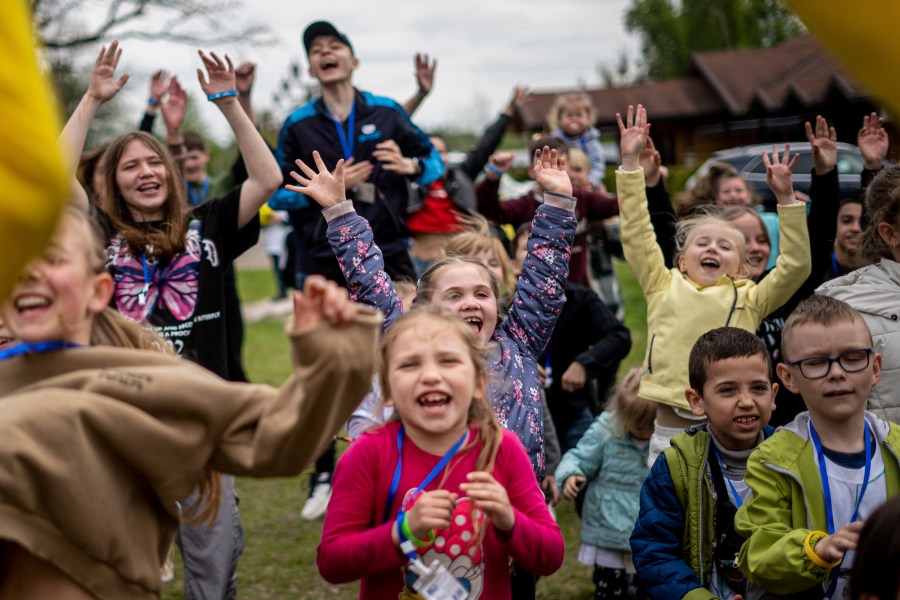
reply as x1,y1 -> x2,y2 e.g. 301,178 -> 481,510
616,104 -> 810,464
736,295 -> 900,598
0,207 -> 379,599
630,327 -> 778,600
317,305 -> 564,597
284,147 -> 577,481
556,368 -> 654,599
849,495 -> 900,600
548,92 -> 606,189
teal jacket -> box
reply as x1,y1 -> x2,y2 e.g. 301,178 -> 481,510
736,412 -> 900,596
556,411 -> 649,552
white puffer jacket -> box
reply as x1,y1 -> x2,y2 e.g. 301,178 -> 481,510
817,259 -> 900,423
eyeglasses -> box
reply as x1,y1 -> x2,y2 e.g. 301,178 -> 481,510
783,348 -> 873,379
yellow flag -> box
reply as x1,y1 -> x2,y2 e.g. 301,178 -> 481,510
786,0 -> 900,118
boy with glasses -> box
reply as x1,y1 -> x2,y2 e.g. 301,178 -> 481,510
736,295 -> 900,598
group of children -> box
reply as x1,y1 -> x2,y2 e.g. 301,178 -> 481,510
2,16 -> 900,600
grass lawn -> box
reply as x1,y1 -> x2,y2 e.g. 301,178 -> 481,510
163,262 -> 648,599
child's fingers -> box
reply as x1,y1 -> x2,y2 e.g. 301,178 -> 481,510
285,184 -> 311,195
224,53 -> 235,72
294,158 -> 317,179
288,169 -> 311,186
627,104 -> 634,128
311,151 -> 328,175
804,121 -> 815,144
615,112 -> 625,134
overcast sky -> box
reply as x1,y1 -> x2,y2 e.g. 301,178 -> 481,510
77,0 -> 641,142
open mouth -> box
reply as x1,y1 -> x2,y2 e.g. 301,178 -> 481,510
0,335 -> 14,347
700,258 -> 720,271
733,415 -> 759,429
747,254 -> 764,267
320,59 -> 339,73
137,182 -> 161,194
463,317 -> 483,336
14,294 -> 51,314
417,392 -> 450,412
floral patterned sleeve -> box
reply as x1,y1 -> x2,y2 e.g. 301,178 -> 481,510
500,192 -> 577,360
323,201 -> 403,332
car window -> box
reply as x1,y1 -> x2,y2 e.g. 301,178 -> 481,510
836,151 -> 864,175
748,151 -> 814,175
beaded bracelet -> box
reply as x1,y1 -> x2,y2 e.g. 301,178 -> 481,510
803,530 -> 841,569
398,512 -> 435,548
207,90 -> 238,102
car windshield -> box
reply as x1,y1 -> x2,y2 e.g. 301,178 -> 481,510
747,149 -> 864,175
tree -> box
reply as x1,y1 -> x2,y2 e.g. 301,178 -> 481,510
624,0 -> 805,79
32,0 -> 273,50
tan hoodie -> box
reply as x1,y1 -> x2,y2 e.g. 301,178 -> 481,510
0,309 -> 381,599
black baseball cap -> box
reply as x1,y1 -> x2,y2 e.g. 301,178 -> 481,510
303,21 -> 353,56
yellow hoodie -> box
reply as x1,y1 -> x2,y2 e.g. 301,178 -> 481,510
618,168 -> 810,409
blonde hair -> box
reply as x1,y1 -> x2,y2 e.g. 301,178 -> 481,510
606,368 -> 655,436
379,305 -> 503,475
674,209 -> 749,279
547,92 -> 596,132
444,229 -> 517,306
566,148 -> 590,172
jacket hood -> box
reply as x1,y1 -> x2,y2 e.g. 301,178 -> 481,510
780,410 -> 891,445
817,260 -> 900,321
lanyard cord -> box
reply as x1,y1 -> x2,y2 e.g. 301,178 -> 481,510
709,445 -> 744,509
325,103 -> 356,160
0,341 -> 82,361
187,178 -> 210,207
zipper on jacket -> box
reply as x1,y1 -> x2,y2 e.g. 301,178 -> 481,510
646,334 -> 656,374
724,276 -> 739,326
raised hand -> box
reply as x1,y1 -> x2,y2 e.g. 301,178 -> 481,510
372,139 -> 418,175
533,146 -> 573,196
341,157 -> 374,190
235,62 -> 256,96
292,275 -> 358,331
197,50 -> 236,103
562,475 -> 586,501
616,104 -> 651,171
286,151 -> 346,208
486,150 -> 515,180
405,490 -> 457,540
160,76 -> 187,134
639,136 -> 662,186
858,112 -> 889,169
762,144 -> 801,204
804,115 -> 837,175
414,53 -> 436,97
149,69 -> 169,104
88,40 -> 129,103
459,471 -> 515,533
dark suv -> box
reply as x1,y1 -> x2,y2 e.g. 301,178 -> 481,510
686,142 -> 866,208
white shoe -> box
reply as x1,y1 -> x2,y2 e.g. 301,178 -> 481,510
300,473 -> 332,520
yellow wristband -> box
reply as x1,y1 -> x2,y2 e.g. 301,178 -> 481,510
803,530 -> 841,569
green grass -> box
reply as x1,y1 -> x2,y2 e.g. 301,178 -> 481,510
162,265 -> 648,599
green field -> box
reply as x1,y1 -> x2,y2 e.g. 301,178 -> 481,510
162,261 -> 648,599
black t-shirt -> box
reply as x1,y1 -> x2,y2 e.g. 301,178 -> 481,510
100,186 -> 259,378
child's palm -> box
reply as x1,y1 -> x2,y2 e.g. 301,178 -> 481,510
197,50 -> 236,96
533,147 -> 572,196
286,152 -> 346,208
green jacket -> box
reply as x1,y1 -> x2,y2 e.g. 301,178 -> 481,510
736,412 -> 900,595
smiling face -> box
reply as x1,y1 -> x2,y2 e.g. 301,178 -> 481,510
678,222 -> 747,286
686,354 -> 776,451
429,263 -> 499,343
1,215 -> 112,346
730,212 -> 770,280
385,321 -> 484,453
115,140 -> 169,222
836,202 -> 863,254
778,320 -> 881,427
307,35 -> 358,85
716,176 -> 752,207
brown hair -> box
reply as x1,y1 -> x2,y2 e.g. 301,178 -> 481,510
414,256 -> 506,326
859,164 -> 900,263
102,131 -> 189,261
781,295 -> 872,361
606,368 -> 655,436
546,92 -> 597,132
183,131 -> 207,153
528,135 -> 569,157
444,228 -> 517,306
78,142 -> 110,209
62,208 -> 222,525
677,163 -> 758,218
688,327 -> 771,393
379,305 -> 503,475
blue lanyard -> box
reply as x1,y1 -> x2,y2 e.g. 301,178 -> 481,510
140,253 -> 159,307
809,420 -> 872,598
325,103 -> 355,160
831,252 -> 840,278
710,446 -> 744,508
0,341 -> 82,361
187,178 -> 210,207
381,425 -> 468,525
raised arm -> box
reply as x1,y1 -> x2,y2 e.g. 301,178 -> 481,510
616,105 -> 671,295
234,62 -> 257,125
196,50 -> 281,229
752,145 -> 811,314
138,69 -> 168,133
402,53 -> 436,117
501,147 -> 576,359
858,111 -> 888,187
60,41 -> 129,211
286,152 -> 403,330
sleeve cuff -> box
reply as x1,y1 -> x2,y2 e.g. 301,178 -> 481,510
543,191 -> 576,212
322,200 -> 355,222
